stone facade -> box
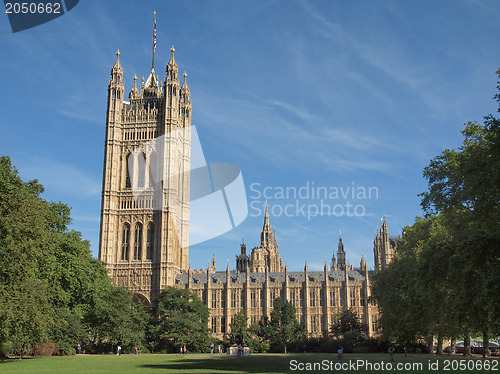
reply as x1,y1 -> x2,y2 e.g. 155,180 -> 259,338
175,210 -> 383,338
99,46 -> 191,302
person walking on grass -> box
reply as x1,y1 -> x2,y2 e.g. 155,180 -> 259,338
337,346 -> 344,364
388,345 -> 396,361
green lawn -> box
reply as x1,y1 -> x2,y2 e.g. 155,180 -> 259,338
0,353 -> 498,373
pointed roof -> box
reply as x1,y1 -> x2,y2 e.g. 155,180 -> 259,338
263,201 -> 270,228
113,50 -> 122,70
167,45 -> 177,68
181,71 -> 190,91
338,237 -> 345,253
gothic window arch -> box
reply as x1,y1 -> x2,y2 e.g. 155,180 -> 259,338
121,223 -> 130,261
149,151 -> 158,188
137,152 -> 146,188
146,222 -> 154,260
124,153 -> 132,188
134,222 -> 143,260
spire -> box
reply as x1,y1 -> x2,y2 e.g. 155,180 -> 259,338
337,235 -> 346,270
211,254 -> 216,272
129,74 -> 139,100
168,46 -> 177,66
110,50 -> 123,84
113,50 -> 122,70
167,45 -> 177,70
181,71 -> 189,89
264,201 -> 270,227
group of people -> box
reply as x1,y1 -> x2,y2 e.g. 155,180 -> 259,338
210,343 -> 223,355
179,345 -> 188,355
116,345 -> 140,356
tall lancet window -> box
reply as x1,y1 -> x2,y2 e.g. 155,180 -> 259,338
134,223 -> 143,260
149,152 -> 157,188
137,153 -> 146,187
121,223 -> 130,261
146,223 -> 154,260
125,154 -> 132,188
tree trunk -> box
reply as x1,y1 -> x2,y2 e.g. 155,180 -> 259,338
483,329 -> 490,358
284,345 -> 287,354
436,334 -> 443,355
464,335 -> 471,356
427,336 -> 433,353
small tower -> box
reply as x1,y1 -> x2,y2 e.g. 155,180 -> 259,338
165,46 -> 180,120
129,74 -> 140,101
337,234 -> 346,271
180,71 -> 191,128
211,254 -> 216,273
330,251 -> 337,271
236,239 -> 249,272
373,216 -> 398,270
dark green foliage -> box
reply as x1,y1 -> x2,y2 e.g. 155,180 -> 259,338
148,287 -> 210,353
0,156 -> 148,357
229,309 -> 248,335
330,308 -> 367,350
254,298 -> 304,353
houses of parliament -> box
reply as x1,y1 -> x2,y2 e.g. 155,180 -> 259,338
98,28 -> 399,338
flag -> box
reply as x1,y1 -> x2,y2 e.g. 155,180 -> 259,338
153,15 -> 156,52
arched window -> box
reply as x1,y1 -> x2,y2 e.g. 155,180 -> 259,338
148,152 -> 157,188
134,223 -> 143,260
146,223 -> 154,260
137,153 -> 146,188
121,223 -> 130,261
125,154 -> 132,188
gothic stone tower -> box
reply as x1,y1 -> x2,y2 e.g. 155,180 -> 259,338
99,43 -> 191,302
247,203 -> 284,273
373,217 -> 399,270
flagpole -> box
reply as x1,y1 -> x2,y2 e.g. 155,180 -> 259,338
152,10 -> 156,71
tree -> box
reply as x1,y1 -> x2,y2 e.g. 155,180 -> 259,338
330,308 -> 367,349
420,69 -> 500,356
149,287 -> 210,353
372,215 -> 467,352
0,156 -> 55,357
230,309 -> 248,336
0,155 -> 149,356
258,298 -> 304,353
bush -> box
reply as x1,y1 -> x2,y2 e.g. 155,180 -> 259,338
0,341 -> 12,358
29,342 -> 59,357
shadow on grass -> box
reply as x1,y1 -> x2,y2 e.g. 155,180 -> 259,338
140,355 -> 292,373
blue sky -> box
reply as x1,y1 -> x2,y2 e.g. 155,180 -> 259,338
1,0 -> 499,272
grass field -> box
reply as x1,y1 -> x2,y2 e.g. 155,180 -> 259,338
0,353 -> 498,373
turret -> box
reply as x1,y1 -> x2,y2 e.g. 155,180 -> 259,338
180,71 -> 191,128
211,254 -> 216,273
337,236 -> 346,271
330,251 -> 337,271
107,50 -> 124,122
129,74 -> 140,101
261,201 -> 271,247
165,46 -> 180,120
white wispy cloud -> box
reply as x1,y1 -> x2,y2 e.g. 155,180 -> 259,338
18,157 -> 101,198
